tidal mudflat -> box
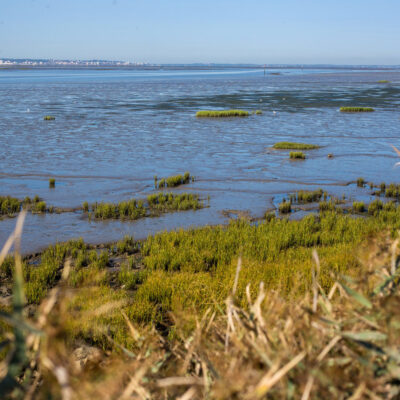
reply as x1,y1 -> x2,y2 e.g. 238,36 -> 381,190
1,67 -> 400,253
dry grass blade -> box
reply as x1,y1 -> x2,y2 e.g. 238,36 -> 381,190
0,210 -> 27,266
43,357 -> 72,400
156,376 -> 204,388
177,387 -> 197,400
254,351 -> 306,397
301,375 -> 315,400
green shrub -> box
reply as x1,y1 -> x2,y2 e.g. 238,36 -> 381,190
196,110 -> 249,118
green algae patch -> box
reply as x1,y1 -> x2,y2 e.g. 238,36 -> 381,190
339,107 -> 374,112
273,142 -> 320,150
196,110 -> 249,118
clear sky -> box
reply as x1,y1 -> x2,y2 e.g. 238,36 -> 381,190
1,0 -> 399,65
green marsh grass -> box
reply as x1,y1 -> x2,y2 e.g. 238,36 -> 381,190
43,115 -> 55,120
147,192 -> 203,211
378,80 -> 390,83
157,172 -> 192,188
295,189 -> 324,203
93,198 -> 146,220
48,178 -> 55,188
0,196 -> 21,215
273,142 -> 319,150
196,110 -> 249,118
289,151 -> 306,160
352,201 -> 365,213
340,106 -> 374,112
357,177 -> 365,187
278,200 -> 291,214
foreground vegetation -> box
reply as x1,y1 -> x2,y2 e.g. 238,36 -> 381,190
196,110 -> 249,117
2,207 -> 400,398
273,142 -> 320,150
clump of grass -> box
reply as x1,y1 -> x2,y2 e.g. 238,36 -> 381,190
43,115 -> 55,120
352,201 -> 365,213
368,199 -> 383,215
357,177 -> 365,187
378,80 -> 390,83
319,200 -> 337,212
340,107 -> 374,112
31,201 -> 47,213
295,189 -> 324,203
49,178 -> 55,188
289,151 -> 306,160
0,196 -> 21,215
252,110 -> 262,115
273,142 -> 320,150
147,192 -> 203,212
157,172 -> 192,188
196,110 -> 249,118
93,199 -> 146,220
385,183 -> 400,198
278,200 -> 291,214
82,201 -> 89,212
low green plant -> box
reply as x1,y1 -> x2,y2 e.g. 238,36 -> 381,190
31,201 -> 46,213
368,199 -> 383,215
273,142 -> 319,150
82,201 -> 89,212
157,172 -> 192,188
0,196 -> 21,215
296,189 -> 324,203
352,201 -> 365,213
378,80 -> 390,83
357,177 -> 365,187
289,151 -> 306,160
93,198 -> 146,220
147,192 -> 203,212
43,115 -> 55,120
196,110 -> 249,118
48,178 -> 55,188
278,200 -> 291,214
340,107 -> 374,112
385,183 -> 400,198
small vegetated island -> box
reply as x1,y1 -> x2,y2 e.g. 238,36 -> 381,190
273,142 -> 320,150
339,106 -> 374,112
196,109 -> 249,117
85,172 -> 204,220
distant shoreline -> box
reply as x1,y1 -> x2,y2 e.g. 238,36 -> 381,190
1,64 -> 399,71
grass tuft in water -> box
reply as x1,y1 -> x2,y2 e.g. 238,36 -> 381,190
340,107 -> 374,112
278,200 -> 291,214
0,196 -> 21,215
43,115 -> 55,120
48,178 -> 55,188
289,151 -> 306,160
357,177 -> 365,187
273,142 -> 319,150
196,110 -> 249,118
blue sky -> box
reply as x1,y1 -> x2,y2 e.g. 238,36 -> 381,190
1,0 -> 399,64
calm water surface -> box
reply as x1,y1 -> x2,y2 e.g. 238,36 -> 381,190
1,67 -> 400,253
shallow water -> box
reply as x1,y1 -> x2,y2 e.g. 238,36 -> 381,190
1,67 -> 400,253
